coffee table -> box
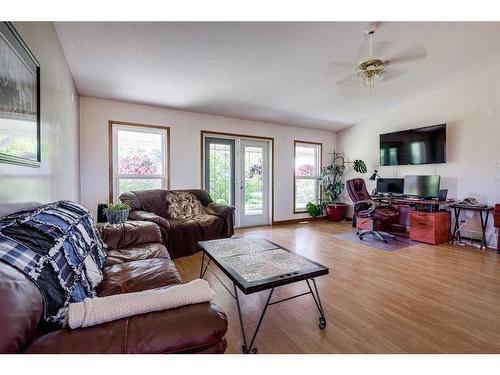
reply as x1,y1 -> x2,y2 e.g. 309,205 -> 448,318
198,235 -> 329,354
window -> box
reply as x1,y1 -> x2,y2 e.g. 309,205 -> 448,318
294,141 -> 322,213
110,122 -> 169,202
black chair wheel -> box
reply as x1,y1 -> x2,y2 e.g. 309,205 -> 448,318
319,317 -> 326,329
356,231 -> 360,235
383,240 -> 388,243
251,347 -> 258,354
359,237 -> 363,240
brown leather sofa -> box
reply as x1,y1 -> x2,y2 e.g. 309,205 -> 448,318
0,221 -> 228,354
120,189 -> 235,259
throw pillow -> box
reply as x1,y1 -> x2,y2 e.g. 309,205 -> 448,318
166,191 -> 208,220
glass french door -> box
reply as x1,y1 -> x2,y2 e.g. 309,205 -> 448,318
239,139 -> 270,227
204,137 -> 235,206
204,135 -> 271,227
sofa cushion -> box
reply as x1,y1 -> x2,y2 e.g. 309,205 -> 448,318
166,216 -> 224,258
98,221 -> 162,250
104,243 -> 170,266
24,302 -> 228,354
97,258 -> 182,297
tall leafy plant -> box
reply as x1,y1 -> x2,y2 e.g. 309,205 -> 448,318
319,152 -> 367,203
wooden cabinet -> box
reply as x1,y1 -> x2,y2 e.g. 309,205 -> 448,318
410,211 -> 451,245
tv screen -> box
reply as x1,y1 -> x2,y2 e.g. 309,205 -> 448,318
380,124 -> 446,166
403,175 -> 440,198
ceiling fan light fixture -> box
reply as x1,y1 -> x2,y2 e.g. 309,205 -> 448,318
356,24 -> 387,91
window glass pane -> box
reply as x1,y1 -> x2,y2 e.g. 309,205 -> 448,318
208,142 -> 233,205
245,146 -> 263,215
295,179 -> 317,209
117,129 -> 162,175
118,178 -> 162,196
295,145 -> 317,177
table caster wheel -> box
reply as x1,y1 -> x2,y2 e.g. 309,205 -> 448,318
319,317 -> 326,329
251,347 -> 258,354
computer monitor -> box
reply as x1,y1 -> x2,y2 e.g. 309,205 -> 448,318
376,178 -> 405,195
403,175 -> 441,198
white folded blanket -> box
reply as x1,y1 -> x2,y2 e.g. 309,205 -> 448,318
67,279 -> 215,329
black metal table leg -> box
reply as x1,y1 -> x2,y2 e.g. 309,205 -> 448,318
480,210 -> 490,250
199,252 -> 205,278
199,252 -> 211,279
234,284 -> 275,354
307,278 -> 327,329
452,207 -> 461,243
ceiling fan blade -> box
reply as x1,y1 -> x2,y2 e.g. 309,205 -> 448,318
334,73 -> 356,85
383,68 -> 408,81
387,44 -> 427,66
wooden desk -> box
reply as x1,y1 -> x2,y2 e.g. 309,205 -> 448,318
373,196 -> 455,212
450,204 -> 495,250
371,196 -> 454,245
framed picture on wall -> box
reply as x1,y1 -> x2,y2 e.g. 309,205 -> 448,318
0,22 -> 40,167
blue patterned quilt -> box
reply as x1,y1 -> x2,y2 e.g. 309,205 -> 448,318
0,201 -> 107,326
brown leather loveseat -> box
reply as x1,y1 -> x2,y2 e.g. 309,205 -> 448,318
120,189 -> 235,259
0,221 -> 228,354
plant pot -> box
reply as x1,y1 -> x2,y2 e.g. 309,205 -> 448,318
105,208 -> 130,224
326,203 -> 347,222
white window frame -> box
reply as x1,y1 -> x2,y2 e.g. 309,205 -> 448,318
294,141 -> 322,213
110,122 -> 169,202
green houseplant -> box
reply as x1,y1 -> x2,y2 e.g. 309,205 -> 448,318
105,202 -> 130,224
306,200 -> 326,217
318,151 -> 367,221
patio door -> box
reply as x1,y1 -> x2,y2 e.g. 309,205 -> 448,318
239,139 -> 270,227
203,134 -> 271,227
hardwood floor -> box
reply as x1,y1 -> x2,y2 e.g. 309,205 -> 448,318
174,220 -> 500,353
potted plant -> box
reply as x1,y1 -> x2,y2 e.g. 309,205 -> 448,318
306,199 -> 326,217
105,202 -> 130,224
319,152 -> 367,221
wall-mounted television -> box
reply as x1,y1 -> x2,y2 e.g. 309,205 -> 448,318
379,124 -> 446,166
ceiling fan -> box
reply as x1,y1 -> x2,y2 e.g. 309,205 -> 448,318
334,23 -> 427,91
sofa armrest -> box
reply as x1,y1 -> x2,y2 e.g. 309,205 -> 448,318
98,221 -> 162,250
24,302 -> 228,354
208,203 -> 235,238
128,210 -> 171,230
127,210 -> 170,244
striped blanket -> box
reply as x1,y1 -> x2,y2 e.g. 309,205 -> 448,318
0,201 -> 107,326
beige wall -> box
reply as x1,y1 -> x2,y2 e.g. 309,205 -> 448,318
0,22 -> 80,216
337,64 -> 500,246
79,97 -> 336,222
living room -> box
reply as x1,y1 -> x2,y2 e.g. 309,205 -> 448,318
1,1 -> 500,373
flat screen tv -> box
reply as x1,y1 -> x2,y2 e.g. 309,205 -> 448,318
380,124 -> 446,166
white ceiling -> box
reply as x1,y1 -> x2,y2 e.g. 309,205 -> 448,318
55,22 -> 500,131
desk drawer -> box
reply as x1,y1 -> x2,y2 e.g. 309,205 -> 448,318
411,212 -> 436,227
410,211 -> 450,245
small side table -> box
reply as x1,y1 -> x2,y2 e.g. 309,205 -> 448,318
450,204 -> 494,250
